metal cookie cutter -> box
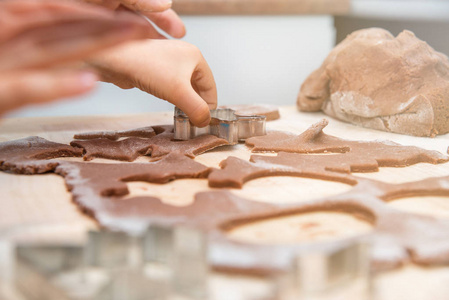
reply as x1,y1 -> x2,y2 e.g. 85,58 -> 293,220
173,107 -> 266,145
276,236 -> 372,300
9,226 -> 209,300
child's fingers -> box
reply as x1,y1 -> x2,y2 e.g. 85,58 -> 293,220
159,50 -> 216,127
0,70 -> 98,115
191,58 -> 217,110
170,84 -> 212,127
145,9 -> 186,38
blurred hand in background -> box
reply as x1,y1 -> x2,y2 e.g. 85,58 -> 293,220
81,0 -> 186,38
0,0 -> 151,115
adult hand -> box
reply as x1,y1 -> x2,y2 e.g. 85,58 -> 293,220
0,0 -> 152,71
88,39 -> 217,127
0,70 -> 98,115
82,0 -> 186,39
0,0 -> 151,115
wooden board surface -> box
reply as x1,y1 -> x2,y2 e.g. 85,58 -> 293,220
2,106 -> 449,300
172,0 -> 350,15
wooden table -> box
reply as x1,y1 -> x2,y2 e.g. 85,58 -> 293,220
2,106 -> 449,300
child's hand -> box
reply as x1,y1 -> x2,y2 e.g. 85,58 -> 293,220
88,39 -> 217,127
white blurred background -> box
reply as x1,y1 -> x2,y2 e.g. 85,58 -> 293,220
6,0 -> 449,118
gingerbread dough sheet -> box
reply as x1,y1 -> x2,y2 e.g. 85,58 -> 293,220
2,107 -> 449,300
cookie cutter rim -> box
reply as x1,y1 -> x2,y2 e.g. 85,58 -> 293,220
173,107 -> 266,145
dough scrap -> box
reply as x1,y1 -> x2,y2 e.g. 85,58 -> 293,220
0,136 -> 82,174
208,154 -> 356,189
297,28 -> 449,137
105,191 -> 276,230
61,163 -> 449,272
71,125 -> 229,161
218,104 -> 280,121
3,122 -> 449,273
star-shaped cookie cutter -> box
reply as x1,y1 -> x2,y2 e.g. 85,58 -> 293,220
173,107 -> 266,145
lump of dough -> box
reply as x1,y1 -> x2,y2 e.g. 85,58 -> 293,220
297,28 -> 449,137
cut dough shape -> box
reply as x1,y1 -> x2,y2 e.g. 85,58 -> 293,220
71,138 -> 152,162
71,125 -> 229,161
0,136 -> 82,174
73,126 -> 156,140
297,28 -> 449,137
56,151 -> 211,198
218,104 -> 280,121
147,126 -> 229,158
